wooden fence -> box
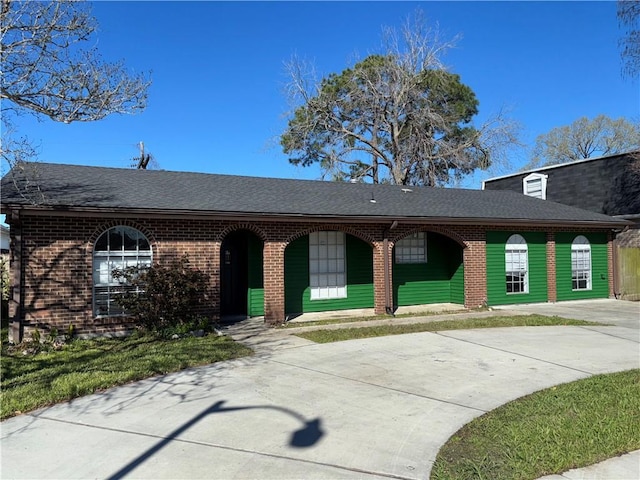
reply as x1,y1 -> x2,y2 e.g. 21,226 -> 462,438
616,247 -> 640,301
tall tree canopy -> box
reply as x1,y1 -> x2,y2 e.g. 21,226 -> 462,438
618,0 -> 640,79
529,115 -> 640,168
1,0 -> 151,170
281,14 -> 517,186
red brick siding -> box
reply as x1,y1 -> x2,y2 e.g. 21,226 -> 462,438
6,211 -> 617,338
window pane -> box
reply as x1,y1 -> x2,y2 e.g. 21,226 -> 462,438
123,228 -> 138,251
109,229 -> 123,252
95,232 -> 109,251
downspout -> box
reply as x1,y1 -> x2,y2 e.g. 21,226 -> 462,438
611,227 -> 627,299
384,221 -> 398,315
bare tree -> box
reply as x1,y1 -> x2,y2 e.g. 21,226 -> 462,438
529,115 -> 640,168
1,0 -> 151,198
619,0 -> 640,80
281,12 -> 519,186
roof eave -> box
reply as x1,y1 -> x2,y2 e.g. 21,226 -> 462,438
1,203 -> 629,229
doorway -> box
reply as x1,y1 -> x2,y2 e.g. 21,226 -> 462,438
220,230 -> 264,317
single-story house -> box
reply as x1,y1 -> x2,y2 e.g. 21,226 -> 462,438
0,162 -> 630,342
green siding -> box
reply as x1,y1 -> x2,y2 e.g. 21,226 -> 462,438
450,253 -> 465,305
486,231 -> 548,306
556,232 -> 609,301
284,234 -> 374,314
247,234 -> 264,316
393,233 -> 464,306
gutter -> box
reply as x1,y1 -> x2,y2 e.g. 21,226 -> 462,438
1,204 -> 630,229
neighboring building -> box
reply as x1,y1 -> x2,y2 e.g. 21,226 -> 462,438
1,163 -> 629,342
0,224 -> 9,254
483,150 -> 640,299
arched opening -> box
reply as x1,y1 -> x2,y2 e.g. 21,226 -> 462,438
284,231 -> 374,316
220,229 -> 264,318
392,231 -> 464,307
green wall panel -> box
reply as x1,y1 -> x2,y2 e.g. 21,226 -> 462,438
486,231 -> 548,306
555,232 -> 609,301
247,234 -> 264,316
450,252 -> 465,305
284,234 -> 374,314
393,233 -> 464,306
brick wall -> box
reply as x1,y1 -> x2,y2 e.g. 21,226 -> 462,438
5,211 -> 617,340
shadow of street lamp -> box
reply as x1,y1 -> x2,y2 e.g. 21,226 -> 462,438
107,400 -> 324,480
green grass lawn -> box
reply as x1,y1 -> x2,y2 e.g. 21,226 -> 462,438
294,314 -> 601,343
1,333 -> 252,420
431,369 -> 640,480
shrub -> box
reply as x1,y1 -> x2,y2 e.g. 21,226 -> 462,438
112,256 -> 211,335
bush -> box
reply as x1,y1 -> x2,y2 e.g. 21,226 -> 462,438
113,256 -> 211,335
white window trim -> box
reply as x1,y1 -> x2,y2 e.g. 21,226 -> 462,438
505,234 -> 529,294
309,231 -> 347,301
523,173 -> 548,200
571,235 -> 592,291
395,232 -> 427,264
93,226 -> 152,317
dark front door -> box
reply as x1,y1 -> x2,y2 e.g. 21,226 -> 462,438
221,232 -> 248,315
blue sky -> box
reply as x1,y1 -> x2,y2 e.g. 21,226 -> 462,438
7,1 -> 639,189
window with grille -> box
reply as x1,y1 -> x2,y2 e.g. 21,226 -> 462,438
571,235 -> 592,291
395,232 -> 427,264
505,234 -> 528,294
93,226 -> 152,316
309,231 -> 346,300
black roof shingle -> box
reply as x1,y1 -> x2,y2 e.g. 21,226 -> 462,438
0,162 -> 628,226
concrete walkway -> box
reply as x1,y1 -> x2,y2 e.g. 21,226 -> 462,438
1,300 -> 638,479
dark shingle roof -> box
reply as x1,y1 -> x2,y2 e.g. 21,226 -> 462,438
0,162 -> 628,226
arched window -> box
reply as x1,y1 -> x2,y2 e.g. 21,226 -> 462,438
505,234 -> 528,294
93,226 -> 152,316
571,235 -> 591,291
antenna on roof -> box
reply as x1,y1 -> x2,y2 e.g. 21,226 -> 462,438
132,141 -> 153,169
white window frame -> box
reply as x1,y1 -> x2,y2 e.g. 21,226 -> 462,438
505,234 -> 529,294
523,173 -> 548,200
571,235 -> 592,291
309,231 -> 347,300
395,232 -> 427,264
93,226 -> 152,316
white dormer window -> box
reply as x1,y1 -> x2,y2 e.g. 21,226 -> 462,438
523,173 -> 548,199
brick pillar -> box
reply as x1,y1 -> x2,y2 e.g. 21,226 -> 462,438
372,240 -> 389,315
263,241 -> 286,325
8,215 -> 22,343
210,241 -> 221,321
546,232 -> 557,302
463,236 -> 487,308
607,231 -> 614,298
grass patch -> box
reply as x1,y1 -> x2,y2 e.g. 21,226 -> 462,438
431,369 -> 640,480
1,333 -> 252,420
294,314 -> 600,343
282,308 -> 470,328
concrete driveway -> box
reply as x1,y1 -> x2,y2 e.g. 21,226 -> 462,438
2,301 -> 639,479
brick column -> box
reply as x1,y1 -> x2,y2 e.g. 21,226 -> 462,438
463,236 -> 487,308
8,215 -> 22,343
546,232 -> 557,302
372,240 -> 389,315
210,241 -> 221,321
263,241 -> 286,325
